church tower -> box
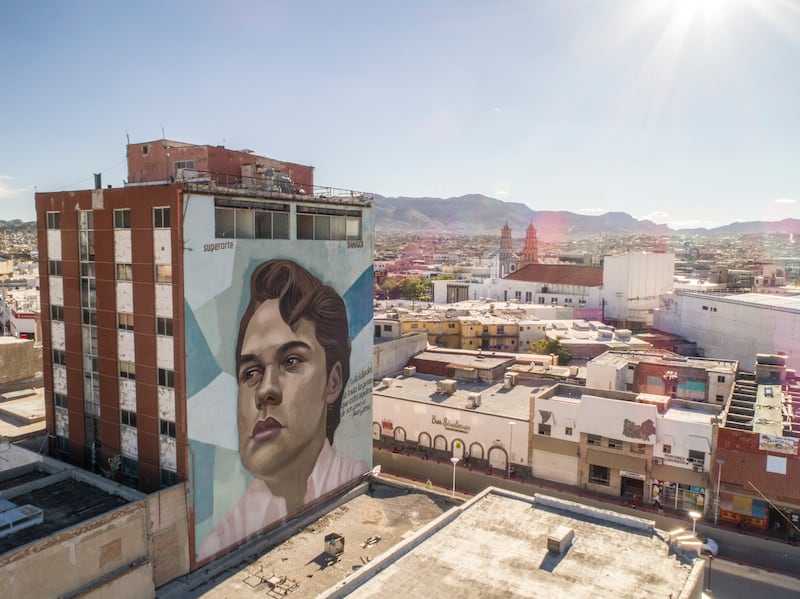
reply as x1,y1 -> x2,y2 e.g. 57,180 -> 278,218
519,221 -> 539,267
499,221 -> 515,277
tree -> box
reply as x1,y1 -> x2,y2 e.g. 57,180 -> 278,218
529,336 -> 572,365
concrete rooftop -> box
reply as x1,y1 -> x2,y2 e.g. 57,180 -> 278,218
374,373 -> 551,421
327,489 -> 700,599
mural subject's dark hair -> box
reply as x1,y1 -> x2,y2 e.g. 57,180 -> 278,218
236,259 -> 350,443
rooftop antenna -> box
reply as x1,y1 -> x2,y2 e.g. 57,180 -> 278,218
161,125 -> 166,139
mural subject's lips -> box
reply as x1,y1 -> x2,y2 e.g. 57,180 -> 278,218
251,417 -> 283,443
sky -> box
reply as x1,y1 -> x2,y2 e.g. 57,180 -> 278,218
1,0 -> 799,229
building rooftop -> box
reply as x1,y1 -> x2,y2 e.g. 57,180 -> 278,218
158,482 -> 448,598
590,349 -> 738,373
0,457 -> 144,555
0,387 -> 45,442
375,372 -> 552,421
325,488 -> 700,598
503,263 -> 604,286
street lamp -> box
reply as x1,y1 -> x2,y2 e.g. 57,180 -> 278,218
689,510 -> 702,535
507,421 -> 516,477
714,458 -> 725,525
450,456 -> 459,497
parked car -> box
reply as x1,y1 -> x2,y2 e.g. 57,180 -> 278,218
697,533 -> 719,556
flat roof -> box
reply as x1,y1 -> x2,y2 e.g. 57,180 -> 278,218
374,373 -> 545,420
326,489 -> 698,598
158,482 -> 448,598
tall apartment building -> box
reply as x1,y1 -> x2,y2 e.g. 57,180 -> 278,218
36,140 -> 374,566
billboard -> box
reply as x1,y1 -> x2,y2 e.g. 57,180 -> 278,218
182,195 -> 373,562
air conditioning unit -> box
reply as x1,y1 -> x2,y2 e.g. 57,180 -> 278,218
653,457 -> 663,465
403,366 -> 417,377
436,379 -> 457,394
468,392 -> 482,407
381,378 -> 393,387
692,464 -> 703,472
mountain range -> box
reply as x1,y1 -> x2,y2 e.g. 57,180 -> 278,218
374,194 -> 800,239
2,195 -> 798,239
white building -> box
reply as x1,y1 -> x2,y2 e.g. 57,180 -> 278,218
433,252 -> 675,328
602,252 -> 674,328
654,291 -> 800,373
532,384 -> 717,513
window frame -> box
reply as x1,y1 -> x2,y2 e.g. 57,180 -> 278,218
121,409 -> 137,428
588,464 -> 610,486
118,312 -> 135,331
538,423 -> 552,436
153,207 -> 171,229
155,264 -> 172,284
158,368 -> 175,388
50,304 -> 64,321
116,263 -> 133,281
156,317 -> 173,336
48,260 -> 62,276
113,208 -> 131,229
46,211 -> 61,229
159,419 -> 176,438
119,360 -> 136,380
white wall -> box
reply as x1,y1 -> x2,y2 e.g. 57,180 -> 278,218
602,253 -> 674,326
655,292 -> 800,372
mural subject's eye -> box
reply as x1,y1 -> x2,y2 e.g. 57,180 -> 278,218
282,355 -> 303,371
241,367 -> 262,384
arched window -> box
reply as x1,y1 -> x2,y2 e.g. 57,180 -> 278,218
418,432 -> 432,448
433,434 -> 448,451
468,442 -> 485,460
488,445 -> 508,471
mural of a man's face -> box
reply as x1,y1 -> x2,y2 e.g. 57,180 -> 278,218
236,299 -> 343,480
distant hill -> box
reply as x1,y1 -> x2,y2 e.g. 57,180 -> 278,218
0,220 -> 36,232
374,194 -> 669,239
374,194 -> 799,238
680,218 -> 800,236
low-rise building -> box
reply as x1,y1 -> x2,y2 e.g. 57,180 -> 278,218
532,384 -> 719,513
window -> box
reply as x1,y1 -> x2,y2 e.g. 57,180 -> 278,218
81,262 -> 95,277
410,323 -> 419,329
525,291 -> 532,302
54,392 -> 67,408
214,199 -> 290,240
160,419 -> 176,437
118,312 -> 134,331
116,263 -> 133,281
114,209 -> 131,229
716,394 -> 724,402
50,305 -> 64,321
587,434 -> 602,446
160,468 -> 177,488
153,207 -> 170,228
383,324 -> 392,332
717,375 -> 726,383
630,443 -> 645,454
538,423 -> 551,436
565,427 -> 573,436
55,435 -> 69,456
297,207 -> 362,240
46,211 -> 60,229
121,456 -> 138,484
142,144 -> 149,155
515,291 -> 522,300
48,260 -> 62,276
688,450 -> 705,466
52,349 -> 66,366
663,444 -> 672,454
121,409 -> 137,428
608,438 -> 623,450
588,464 -> 610,485
155,264 -> 172,283
174,160 -> 194,175
448,323 -> 456,329
82,308 -> 97,326
158,368 -> 175,388
119,361 -> 136,380
156,317 -> 173,336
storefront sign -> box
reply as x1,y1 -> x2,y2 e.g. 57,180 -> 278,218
663,454 -> 688,465
431,415 -> 471,434
759,434 -> 798,455
620,470 -> 645,480
381,419 -> 394,433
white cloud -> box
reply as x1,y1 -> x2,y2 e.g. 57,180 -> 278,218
577,208 -> 606,214
774,197 -> 796,204
493,107 -> 501,112
644,210 -> 669,220
494,189 -> 509,196
0,176 -> 26,199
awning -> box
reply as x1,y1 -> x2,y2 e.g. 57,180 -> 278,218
532,435 -> 578,456
651,463 -> 709,488
585,449 -> 646,473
